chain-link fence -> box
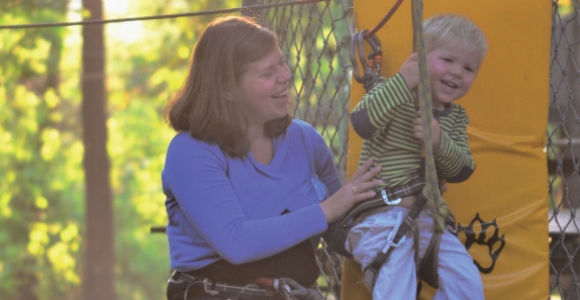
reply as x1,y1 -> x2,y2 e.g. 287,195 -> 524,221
242,0 -> 353,298
248,0 -> 580,299
549,1 -> 580,299
246,0 -> 354,184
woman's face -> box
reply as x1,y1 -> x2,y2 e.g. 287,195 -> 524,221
233,45 -> 292,127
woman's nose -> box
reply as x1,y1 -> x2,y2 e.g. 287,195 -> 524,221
279,63 -> 292,82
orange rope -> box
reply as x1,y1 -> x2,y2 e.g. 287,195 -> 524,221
363,0 -> 405,39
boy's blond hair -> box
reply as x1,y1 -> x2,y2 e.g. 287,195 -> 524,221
424,14 -> 488,65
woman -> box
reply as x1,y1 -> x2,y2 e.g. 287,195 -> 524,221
163,16 -> 382,300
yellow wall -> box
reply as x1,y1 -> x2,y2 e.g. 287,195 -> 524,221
345,1 -> 551,299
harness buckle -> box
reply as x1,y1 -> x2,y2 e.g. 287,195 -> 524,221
386,227 -> 406,248
382,189 -> 401,205
203,278 -> 219,295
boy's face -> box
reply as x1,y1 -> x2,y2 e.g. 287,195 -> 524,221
427,42 -> 481,110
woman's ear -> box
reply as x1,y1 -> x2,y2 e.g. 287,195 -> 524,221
224,91 -> 235,101
224,82 -> 237,101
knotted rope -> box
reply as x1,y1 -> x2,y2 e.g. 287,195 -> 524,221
411,0 -> 448,233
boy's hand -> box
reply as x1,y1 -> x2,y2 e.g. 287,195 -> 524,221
398,52 -> 419,90
439,180 -> 448,194
413,110 -> 442,151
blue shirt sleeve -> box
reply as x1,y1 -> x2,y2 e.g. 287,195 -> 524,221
163,123 -> 334,266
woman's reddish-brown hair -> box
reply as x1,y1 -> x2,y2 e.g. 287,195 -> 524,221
165,16 -> 291,157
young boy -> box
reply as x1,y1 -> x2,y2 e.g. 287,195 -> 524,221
345,14 -> 487,299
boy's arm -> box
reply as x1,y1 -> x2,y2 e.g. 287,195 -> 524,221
350,74 -> 415,138
433,109 -> 475,183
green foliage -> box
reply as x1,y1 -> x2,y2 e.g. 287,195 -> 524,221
104,1 -> 241,299
556,0 -> 576,16
2,0 -> 350,299
0,1 -> 84,299
2,0 -> 244,299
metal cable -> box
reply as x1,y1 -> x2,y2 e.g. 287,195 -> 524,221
0,0 -> 326,29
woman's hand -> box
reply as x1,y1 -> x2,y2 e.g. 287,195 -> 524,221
319,158 -> 383,223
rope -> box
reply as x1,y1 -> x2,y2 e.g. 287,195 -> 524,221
411,0 -> 446,233
363,0 -> 405,40
0,0 -> 326,30
351,0 -> 405,91
353,0 -> 447,231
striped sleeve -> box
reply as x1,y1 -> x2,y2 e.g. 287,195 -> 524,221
434,105 -> 475,182
351,73 -> 415,138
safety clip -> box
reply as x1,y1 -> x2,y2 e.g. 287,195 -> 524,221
386,227 -> 406,248
382,189 -> 401,205
203,278 -> 219,295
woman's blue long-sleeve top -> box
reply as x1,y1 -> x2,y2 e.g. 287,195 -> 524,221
163,119 -> 342,272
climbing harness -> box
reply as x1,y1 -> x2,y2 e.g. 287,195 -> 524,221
169,271 -> 323,300
363,192 -> 427,289
339,176 -> 426,228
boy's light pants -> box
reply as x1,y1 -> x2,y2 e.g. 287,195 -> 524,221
346,206 -> 484,300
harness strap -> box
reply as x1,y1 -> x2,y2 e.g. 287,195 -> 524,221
417,230 -> 441,289
415,210 -> 459,291
170,271 -> 271,298
340,178 -> 426,228
363,192 -> 427,289
170,271 -> 319,300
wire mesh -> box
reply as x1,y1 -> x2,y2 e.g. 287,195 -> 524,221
243,0 -> 354,298
243,1 -> 580,299
125,0 -> 580,298
549,0 -> 580,299
246,0 -> 353,184
8,0 -> 580,298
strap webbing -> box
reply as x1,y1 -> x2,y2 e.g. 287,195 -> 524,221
363,193 -> 427,288
417,231 -> 441,288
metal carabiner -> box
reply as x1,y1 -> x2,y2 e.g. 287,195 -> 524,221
203,278 -> 220,296
381,211 -> 406,253
350,30 -> 383,92
350,31 -> 365,84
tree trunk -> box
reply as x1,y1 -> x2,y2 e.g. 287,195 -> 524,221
80,0 -> 116,299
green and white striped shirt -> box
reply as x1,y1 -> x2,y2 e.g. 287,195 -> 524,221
351,73 -> 475,190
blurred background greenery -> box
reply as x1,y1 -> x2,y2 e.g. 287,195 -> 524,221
2,0 -> 577,299
0,0 -> 242,299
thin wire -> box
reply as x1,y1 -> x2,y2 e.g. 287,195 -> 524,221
0,0 -> 326,30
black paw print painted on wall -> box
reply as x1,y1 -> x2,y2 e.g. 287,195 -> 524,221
457,213 -> 506,274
